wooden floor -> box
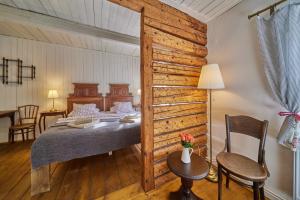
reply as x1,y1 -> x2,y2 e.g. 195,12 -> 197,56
0,141 -> 141,200
0,141 -> 262,200
96,178 -> 258,200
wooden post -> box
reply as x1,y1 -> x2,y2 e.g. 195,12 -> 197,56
31,165 -> 50,196
140,8 -> 155,192
108,0 -> 208,190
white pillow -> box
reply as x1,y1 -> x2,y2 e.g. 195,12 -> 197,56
113,102 -> 119,106
73,103 -> 96,111
110,106 -> 117,113
110,102 -> 134,114
69,103 -> 99,117
68,108 -> 100,117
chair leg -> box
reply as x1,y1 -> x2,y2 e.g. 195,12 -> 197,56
33,128 -> 36,140
226,172 -> 230,188
253,182 -> 259,200
8,129 -> 12,143
218,164 -> 222,200
26,129 -> 29,140
260,185 -> 265,200
8,130 -> 10,143
12,131 -> 15,143
21,130 -> 25,142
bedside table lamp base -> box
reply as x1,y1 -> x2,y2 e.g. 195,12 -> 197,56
48,90 -> 59,112
50,98 -> 57,112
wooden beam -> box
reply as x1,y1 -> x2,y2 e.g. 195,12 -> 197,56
0,3 -> 140,46
140,9 -> 155,192
109,0 -> 208,191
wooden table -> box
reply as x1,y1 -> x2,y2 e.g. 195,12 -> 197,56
0,110 -> 17,142
167,151 -> 209,200
38,110 -> 66,133
0,110 -> 16,126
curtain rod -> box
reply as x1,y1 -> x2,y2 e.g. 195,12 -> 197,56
248,0 -> 287,20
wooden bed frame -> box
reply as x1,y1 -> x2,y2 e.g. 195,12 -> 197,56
66,83 -> 104,113
31,83 -> 134,196
105,84 -> 134,111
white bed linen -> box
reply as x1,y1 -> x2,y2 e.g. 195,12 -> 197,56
57,111 -> 140,124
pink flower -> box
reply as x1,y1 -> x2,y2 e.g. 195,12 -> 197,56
179,133 -> 185,141
179,133 -> 194,143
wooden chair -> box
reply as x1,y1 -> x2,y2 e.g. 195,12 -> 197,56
217,115 -> 270,200
9,105 -> 39,143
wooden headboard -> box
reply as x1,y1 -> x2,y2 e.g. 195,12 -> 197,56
105,84 -> 134,111
67,83 -> 104,113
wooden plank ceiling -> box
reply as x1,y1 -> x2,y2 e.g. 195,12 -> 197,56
0,19 -> 140,57
162,0 -> 243,22
0,0 -> 140,37
0,0 -> 140,56
0,0 -> 242,55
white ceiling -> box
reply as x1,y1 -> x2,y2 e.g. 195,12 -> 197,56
0,20 -> 140,56
0,0 -> 141,37
0,0 -> 242,55
162,0 -> 243,22
0,0 -> 140,56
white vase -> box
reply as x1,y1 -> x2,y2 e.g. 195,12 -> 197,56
181,147 -> 193,164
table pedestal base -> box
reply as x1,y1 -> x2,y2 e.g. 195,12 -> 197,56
169,178 -> 202,200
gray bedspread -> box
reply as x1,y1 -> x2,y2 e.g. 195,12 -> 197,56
31,119 -> 140,169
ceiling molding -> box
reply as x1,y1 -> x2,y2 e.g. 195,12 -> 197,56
0,3 -> 140,46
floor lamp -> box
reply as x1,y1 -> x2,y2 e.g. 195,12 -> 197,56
197,64 -> 225,182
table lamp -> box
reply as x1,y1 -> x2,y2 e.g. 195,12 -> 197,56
198,64 -> 225,182
48,89 -> 59,112
137,89 -> 141,96
137,89 -> 141,107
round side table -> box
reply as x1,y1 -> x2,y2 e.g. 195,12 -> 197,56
167,151 -> 209,200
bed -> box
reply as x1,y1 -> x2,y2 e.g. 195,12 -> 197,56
31,83 -> 141,196
66,83 -> 104,113
105,83 -> 134,111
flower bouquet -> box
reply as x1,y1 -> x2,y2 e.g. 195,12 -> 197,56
180,133 -> 194,163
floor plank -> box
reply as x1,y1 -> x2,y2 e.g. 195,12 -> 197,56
96,177 -> 268,200
0,141 -> 265,200
102,153 -> 122,194
89,155 -> 106,199
0,141 -> 141,200
0,144 -> 31,199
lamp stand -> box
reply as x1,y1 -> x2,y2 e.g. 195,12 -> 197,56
206,89 -> 218,182
50,98 -> 56,112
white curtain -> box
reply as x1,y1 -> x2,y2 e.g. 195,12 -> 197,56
257,1 -> 300,151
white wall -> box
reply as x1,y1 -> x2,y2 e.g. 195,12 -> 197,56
207,0 -> 293,199
0,35 -> 140,143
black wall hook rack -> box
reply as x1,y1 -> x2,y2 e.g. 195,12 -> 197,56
0,57 -> 36,85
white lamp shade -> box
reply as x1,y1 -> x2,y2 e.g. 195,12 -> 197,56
198,64 -> 225,89
48,90 -> 59,98
137,89 -> 141,95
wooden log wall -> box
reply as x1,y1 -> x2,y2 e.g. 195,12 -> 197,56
109,0 -> 208,192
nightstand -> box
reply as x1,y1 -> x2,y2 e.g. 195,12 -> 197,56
38,110 -> 66,133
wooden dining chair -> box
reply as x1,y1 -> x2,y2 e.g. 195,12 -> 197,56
9,105 -> 39,143
217,115 -> 270,200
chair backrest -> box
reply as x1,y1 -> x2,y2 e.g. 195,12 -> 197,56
18,105 -> 39,124
225,114 -> 268,165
